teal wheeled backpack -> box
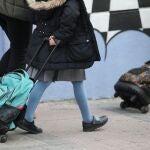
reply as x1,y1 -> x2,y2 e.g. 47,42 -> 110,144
0,69 -> 34,143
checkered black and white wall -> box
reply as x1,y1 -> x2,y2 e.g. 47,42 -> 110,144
84,0 -> 150,41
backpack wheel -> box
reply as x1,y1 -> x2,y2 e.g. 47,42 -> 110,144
140,106 -> 149,114
120,102 -> 128,109
0,134 -> 8,143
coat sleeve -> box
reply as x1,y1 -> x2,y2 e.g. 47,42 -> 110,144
53,0 -> 80,42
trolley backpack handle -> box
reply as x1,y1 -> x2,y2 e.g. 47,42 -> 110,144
26,38 -> 61,81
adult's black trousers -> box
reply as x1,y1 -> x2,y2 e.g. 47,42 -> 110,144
0,14 -> 32,76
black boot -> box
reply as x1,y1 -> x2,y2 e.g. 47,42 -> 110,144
82,116 -> 108,132
17,119 -> 43,134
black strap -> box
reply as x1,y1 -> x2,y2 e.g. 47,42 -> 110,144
25,37 -> 49,72
26,38 -> 61,81
52,70 -> 59,82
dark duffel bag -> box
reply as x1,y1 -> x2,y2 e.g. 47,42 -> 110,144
114,61 -> 150,113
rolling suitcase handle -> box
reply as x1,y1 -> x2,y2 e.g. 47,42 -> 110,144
25,38 -> 61,81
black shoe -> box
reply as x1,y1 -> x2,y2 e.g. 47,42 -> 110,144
82,116 -> 108,132
17,119 -> 43,134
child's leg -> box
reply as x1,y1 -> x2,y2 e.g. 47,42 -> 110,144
72,81 -> 93,123
25,80 -> 52,122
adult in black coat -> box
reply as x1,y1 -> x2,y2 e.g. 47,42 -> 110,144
0,0 -> 33,76
0,15 -> 32,76
17,0 -> 108,134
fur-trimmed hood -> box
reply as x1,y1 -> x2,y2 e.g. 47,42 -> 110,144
26,0 -> 66,10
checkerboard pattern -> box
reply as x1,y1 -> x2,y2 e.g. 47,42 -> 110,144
84,0 -> 150,41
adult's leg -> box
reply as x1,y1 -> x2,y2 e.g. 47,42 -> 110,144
0,50 -> 11,76
0,15 -> 7,32
0,15 -> 10,76
6,16 -> 32,72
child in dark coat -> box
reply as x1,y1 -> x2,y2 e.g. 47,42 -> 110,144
17,0 -> 108,133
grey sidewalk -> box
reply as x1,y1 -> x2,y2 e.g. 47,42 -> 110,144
1,98 -> 150,150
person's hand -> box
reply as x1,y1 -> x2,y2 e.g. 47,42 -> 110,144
49,36 -> 57,46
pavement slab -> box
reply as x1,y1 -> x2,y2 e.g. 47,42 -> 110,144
0,98 -> 150,150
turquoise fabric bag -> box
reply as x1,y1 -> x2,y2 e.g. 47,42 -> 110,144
0,69 -> 34,128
